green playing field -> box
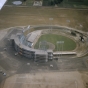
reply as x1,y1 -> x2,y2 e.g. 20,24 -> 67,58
34,34 -> 76,51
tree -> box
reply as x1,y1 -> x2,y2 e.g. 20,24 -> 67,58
58,0 -> 63,4
23,0 -> 26,2
49,0 -> 63,5
48,0 -> 55,6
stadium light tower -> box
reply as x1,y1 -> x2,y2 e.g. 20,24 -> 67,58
0,0 -> 7,10
57,41 -> 64,58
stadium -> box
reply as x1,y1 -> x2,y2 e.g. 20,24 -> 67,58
10,25 -> 88,62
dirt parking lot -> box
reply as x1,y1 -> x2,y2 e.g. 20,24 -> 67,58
2,71 -> 85,88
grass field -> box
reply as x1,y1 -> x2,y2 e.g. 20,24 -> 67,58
34,34 -> 76,51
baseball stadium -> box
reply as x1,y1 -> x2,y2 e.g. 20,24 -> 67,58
0,0 -> 88,88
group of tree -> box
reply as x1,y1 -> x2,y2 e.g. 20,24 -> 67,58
23,0 -> 27,2
48,0 -> 63,5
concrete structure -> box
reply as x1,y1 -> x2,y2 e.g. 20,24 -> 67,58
10,33 -> 53,62
27,30 -> 42,43
10,25 -> 88,61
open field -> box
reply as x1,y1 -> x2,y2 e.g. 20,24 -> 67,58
0,7 -> 88,32
34,34 -> 76,51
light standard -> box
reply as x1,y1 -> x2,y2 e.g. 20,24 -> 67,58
57,41 -> 64,58
49,18 -> 53,33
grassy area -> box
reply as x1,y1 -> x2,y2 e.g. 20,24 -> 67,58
42,0 -> 88,7
26,0 -> 34,6
34,34 -> 76,51
43,0 -> 49,6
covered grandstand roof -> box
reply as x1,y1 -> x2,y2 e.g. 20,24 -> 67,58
27,30 -> 42,43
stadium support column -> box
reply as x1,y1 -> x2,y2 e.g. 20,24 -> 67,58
35,53 -> 36,62
46,53 -> 48,62
57,41 -> 64,58
47,50 -> 53,60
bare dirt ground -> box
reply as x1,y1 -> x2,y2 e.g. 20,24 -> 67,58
2,71 -> 85,88
81,71 -> 88,88
0,7 -> 88,32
